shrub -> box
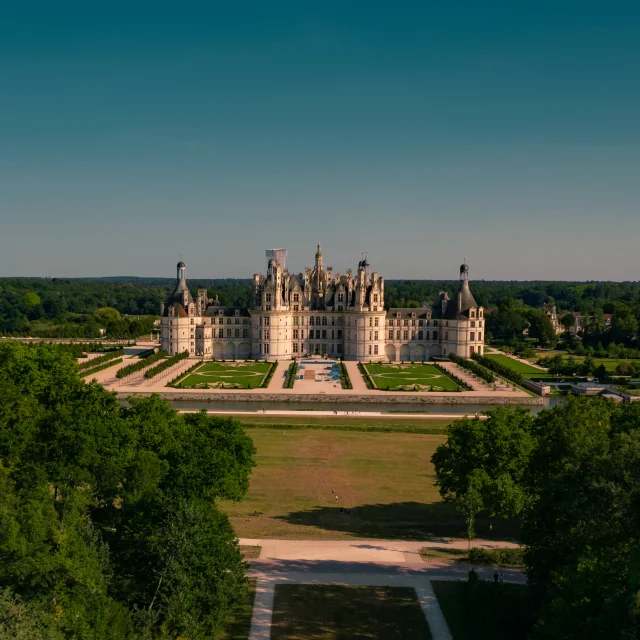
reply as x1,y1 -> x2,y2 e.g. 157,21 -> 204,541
116,349 -> 167,378
358,362 -> 375,389
144,351 -> 189,379
467,547 -> 524,567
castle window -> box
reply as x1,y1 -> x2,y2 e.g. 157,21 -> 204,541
411,319 -> 415,326
396,330 -> 400,340
433,321 -> 438,327
389,330 -> 393,340
369,318 -> 372,327
293,305 -> 299,311
227,328 -> 231,338
331,317 -> 335,325
411,331 -> 415,339
266,294 -> 271,303
470,332 -> 475,341
243,328 -> 248,338
293,329 -> 298,339
294,316 -> 299,326
235,318 -> 239,325
403,319 -> 408,326
445,331 -> 449,340
374,345 -> 379,355
264,317 -> 270,327
374,294 -> 378,302
445,321 -> 449,327
322,316 -> 327,326
294,293 -> 299,302
403,330 -> 408,340
322,330 -> 327,339
369,345 -> 372,355
301,330 -> 305,339
471,310 -> 475,318
369,331 -> 372,340
265,330 -> 270,340
331,330 -> 334,339
218,328 -> 223,338
374,331 -> 378,341
335,329 -> 342,339
293,343 -> 299,353
227,318 -> 231,325
309,317 -> 314,326
433,331 -> 438,340
190,319 -> 194,325
263,344 -> 269,354
426,331 -> 430,340
418,330 -> 423,340
479,310 -> 483,318
234,328 -> 240,338
471,321 -> 476,327
419,320 -> 424,326
337,344 -> 343,353
470,345 -> 475,354
374,317 -> 379,327
337,305 -> 343,311
478,333 -> 482,341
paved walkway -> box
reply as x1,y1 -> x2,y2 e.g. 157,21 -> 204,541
243,537 -> 525,639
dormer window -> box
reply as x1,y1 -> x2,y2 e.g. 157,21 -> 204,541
266,293 -> 272,303
235,309 -> 240,317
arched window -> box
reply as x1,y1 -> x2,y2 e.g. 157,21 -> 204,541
322,316 -> 327,326
310,317 -> 315,326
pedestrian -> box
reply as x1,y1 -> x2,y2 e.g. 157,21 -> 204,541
494,571 -> 499,584
500,573 -> 504,584
335,495 -> 339,501
331,489 -> 335,494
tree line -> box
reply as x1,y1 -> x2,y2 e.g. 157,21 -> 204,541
432,398 -> 640,638
0,341 -> 256,638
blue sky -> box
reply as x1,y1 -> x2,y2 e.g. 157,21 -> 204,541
1,1 -> 639,280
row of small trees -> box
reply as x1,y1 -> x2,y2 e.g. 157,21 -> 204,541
77,348 -> 124,371
471,352 -> 524,385
144,350 -> 188,379
339,361 -> 352,389
79,358 -> 124,377
116,349 -> 167,378
449,353 -> 496,383
284,361 -> 298,388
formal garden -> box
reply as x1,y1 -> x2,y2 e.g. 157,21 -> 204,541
171,360 -> 275,389
363,363 -> 463,392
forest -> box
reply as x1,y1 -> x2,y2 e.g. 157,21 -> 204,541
2,277 -> 640,341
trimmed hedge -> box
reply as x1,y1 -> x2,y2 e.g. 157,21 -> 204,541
339,361 -> 352,389
80,358 -> 123,378
284,361 -> 298,388
77,349 -> 124,371
260,361 -> 278,388
144,351 -> 189,379
449,353 -> 496,384
168,360 -> 203,388
116,349 -> 167,379
467,547 -> 524,567
472,353 -> 524,386
358,362 -> 375,389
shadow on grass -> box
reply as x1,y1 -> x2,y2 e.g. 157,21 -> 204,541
275,501 -> 519,541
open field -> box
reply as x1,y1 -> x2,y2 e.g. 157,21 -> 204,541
271,585 -> 432,640
175,361 -> 272,389
365,363 -> 461,391
524,351 -> 640,373
220,428 -> 516,540
432,581 -> 534,640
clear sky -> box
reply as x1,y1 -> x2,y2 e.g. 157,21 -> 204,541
1,1 -> 639,280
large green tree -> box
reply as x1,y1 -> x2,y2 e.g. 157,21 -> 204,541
0,342 -> 256,638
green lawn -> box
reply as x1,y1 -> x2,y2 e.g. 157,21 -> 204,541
175,361 -> 273,389
365,363 -> 461,391
220,428 -> 517,540
484,354 -> 543,375
271,585 -> 432,640
432,581 -> 534,640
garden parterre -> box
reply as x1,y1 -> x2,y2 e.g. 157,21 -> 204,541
364,363 -> 461,392
175,360 -> 273,389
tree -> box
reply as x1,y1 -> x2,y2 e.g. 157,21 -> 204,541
528,312 -> 556,347
431,408 -> 536,541
560,312 -> 576,332
0,342 -> 256,638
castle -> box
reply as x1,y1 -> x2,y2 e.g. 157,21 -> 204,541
160,246 -> 485,362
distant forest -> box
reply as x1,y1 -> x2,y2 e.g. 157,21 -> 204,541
1,276 -> 640,339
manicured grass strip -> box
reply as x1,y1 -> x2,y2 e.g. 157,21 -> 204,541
419,547 -> 524,567
284,361 -> 298,388
271,585 -> 432,640
484,353 -> 542,375
432,580 -> 534,640
116,349 -> 167,378
365,363 -> 461,391
221,578 -> 256,640
77,349 -> 124,371
339,361 -> 352,389
80,358 -> 123,378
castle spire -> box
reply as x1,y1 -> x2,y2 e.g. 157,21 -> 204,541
315,243 -> 323,270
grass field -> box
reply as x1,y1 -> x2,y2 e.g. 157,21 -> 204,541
524,351 -> 639,373
432,581 -> 534,640
220,428 -> 516,540
176,361 -> 272,389
271,585 -> 432,640
484,354 -> 543,375
364,363 -> 461,391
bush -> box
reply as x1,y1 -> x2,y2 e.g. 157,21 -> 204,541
143,351 -> 188,379
467,547 -> 524,567
80,358 -> 123,377
450,353 -> 496,383
77,349 -> 124,371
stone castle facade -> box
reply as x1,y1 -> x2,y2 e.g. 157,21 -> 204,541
160,246 -> 485,362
